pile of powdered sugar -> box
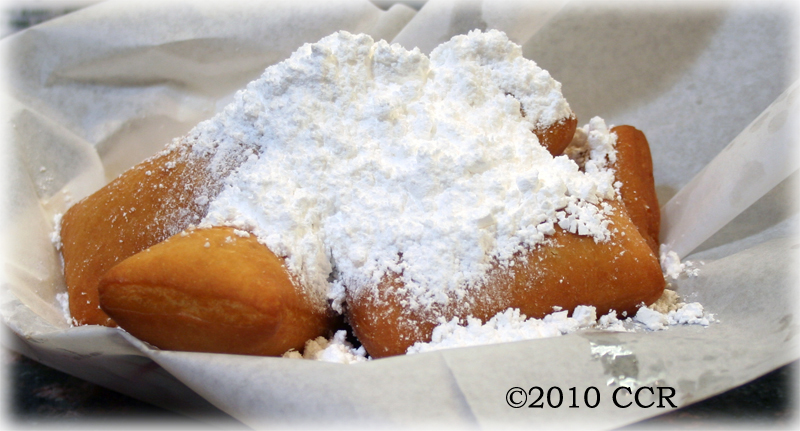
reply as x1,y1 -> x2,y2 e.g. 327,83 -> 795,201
154,29 -> 709,363
287,292 -> 714,362
408,299 -> 713,355
185,30 -> 618,312
284,330 -> 368,364
659,245 -> 703,279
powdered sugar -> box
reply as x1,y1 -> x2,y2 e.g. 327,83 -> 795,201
55,292 -> 72,325
660,245 -> 702,279
284,288 -> 712,360
284,330 -> 369,363
50,213 -> 63,251
188,30 -> 616,312
406,296 -> 713,355
634,302 -> 712,330
407,306 -> 599,354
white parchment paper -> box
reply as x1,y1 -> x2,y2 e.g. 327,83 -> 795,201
2,0 -> 798,428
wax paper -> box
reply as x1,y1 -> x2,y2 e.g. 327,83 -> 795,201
1,0 -> 798,429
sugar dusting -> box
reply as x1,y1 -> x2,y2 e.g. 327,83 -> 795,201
284,331 -> 368,364
404,288 -> 713,356
187,30 -> 617,313
288,288 -> 713,362
659,245 -> 703,279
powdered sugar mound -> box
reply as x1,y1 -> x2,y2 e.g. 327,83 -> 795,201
283,330 -> 369,364
194,30 -> 617,312
405,292 -> 714,356
659,245 -> 702,279
667,302 -> 713,326
597,310 -> 628,332
632,307 -> 670,331
408,306 -> 603,355
634,302 -> 713,330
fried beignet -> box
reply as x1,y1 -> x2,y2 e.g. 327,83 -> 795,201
347,201 -> 664,358
60,146 -> 213,326
610,125 -> 660,253
536,115 -> 578,157
58,30 -> 666,360
346,126 -> 664,358
98,226 -> 336,356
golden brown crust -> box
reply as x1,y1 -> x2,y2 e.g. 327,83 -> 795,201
490,201 -> 664,321
346,201 -> 665,358
60,147 -> 215,326
535,115 -> 578,157
345,276 -> 443,358
611,125 -> 661,254
98,226 -> 336,356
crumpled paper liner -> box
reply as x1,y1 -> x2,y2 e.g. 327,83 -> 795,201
1,0 -> 798,428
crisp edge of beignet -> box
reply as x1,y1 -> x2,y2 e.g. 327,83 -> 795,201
98,226 -> 337,356
346,200 -> 665,358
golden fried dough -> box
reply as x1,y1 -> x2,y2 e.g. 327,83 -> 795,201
60,120 -> 662,359
536,115 -> 578,156
347,201 -> 665,358
345,274 -> 442,359
489,201 -> 664,321
98,226 -> 337,356
348,125 -> 665,358
611,125 -> 660,253
60,146 -> 214,326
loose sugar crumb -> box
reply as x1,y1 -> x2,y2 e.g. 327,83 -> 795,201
233,229 -> 250,238
633,307 -> 669,331
660,245 -> 702,279
283,330 -> 369,363
55,292 -> 71,325
289,288 -> 714,362
50,213 -> 63,250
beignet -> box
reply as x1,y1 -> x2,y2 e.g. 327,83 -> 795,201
346,158 -> 663,358
59,30 -> 664,359
60,146 -> 213,326
99,226 -> 336,356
